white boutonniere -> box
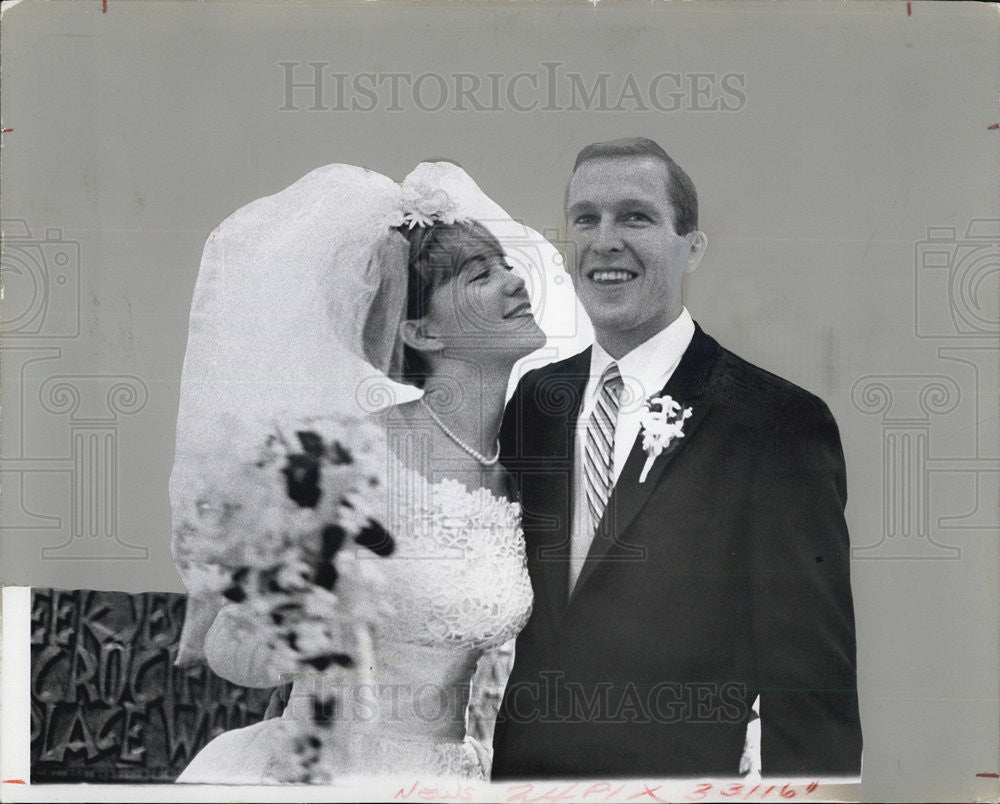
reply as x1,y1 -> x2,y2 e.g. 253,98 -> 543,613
637,395 -> 693,483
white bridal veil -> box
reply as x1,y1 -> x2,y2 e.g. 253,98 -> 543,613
170,161 -> 591,663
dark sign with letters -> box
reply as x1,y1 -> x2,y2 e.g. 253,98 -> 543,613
30,589 -> 275,783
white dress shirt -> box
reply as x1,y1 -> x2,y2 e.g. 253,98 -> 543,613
568,308 -> 695,594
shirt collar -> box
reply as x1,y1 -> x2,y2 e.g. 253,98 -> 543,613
589,308 -> 695,403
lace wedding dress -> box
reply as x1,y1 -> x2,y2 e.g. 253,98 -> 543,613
176,454 -> 533,784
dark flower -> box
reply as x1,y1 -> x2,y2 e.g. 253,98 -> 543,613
313,564 -> 339,591
311,695 -> 338,725
354,520 -> 395,556
296,430 -> 325,458
304,652 -> 355,671
222,585 -> 246,603
282,454 -> 321,508
329,440 -> 353,465
320,525 -> 347,562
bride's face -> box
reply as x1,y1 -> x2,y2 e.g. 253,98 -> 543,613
421,241 -> 546,360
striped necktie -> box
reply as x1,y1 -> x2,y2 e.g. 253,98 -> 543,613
583,361 -> 624,532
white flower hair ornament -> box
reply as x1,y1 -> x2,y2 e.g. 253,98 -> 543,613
399,179 -> 465,229
637,395 -> 693,483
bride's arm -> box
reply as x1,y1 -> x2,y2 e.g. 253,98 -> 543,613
467,640 -> 517,748
203,603 -> 297,689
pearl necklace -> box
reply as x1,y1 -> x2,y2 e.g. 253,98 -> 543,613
420,398 -> 500,467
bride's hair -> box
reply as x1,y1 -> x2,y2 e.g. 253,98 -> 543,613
399,220 -> 505,388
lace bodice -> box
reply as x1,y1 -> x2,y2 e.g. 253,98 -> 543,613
377,474 -> 532,650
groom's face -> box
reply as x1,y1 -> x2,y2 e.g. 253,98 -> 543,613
566,155 -> 695,355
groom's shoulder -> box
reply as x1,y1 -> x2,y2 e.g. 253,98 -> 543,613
708,332 -> 837,431
512,349 -> 590,393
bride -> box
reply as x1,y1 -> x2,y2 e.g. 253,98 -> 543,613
169,162 -> 557,783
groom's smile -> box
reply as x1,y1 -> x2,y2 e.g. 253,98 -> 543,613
587,268 -> 639,285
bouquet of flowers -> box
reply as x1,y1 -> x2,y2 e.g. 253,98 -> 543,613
171,413 -> 395,781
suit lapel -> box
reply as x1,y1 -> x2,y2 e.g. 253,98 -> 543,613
569,324 -> 721,603
527,349 -> 590,624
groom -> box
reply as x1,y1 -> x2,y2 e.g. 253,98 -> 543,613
491,138 -> 862,778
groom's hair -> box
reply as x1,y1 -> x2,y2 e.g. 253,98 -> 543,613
399,220 -> 505,388
569,137 -> 699,235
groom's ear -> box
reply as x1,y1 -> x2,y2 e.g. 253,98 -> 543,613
684,230 -> 708,274
399,318 -> 443,354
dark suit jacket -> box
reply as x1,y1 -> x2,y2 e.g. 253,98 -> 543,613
491,324 -> 862,778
